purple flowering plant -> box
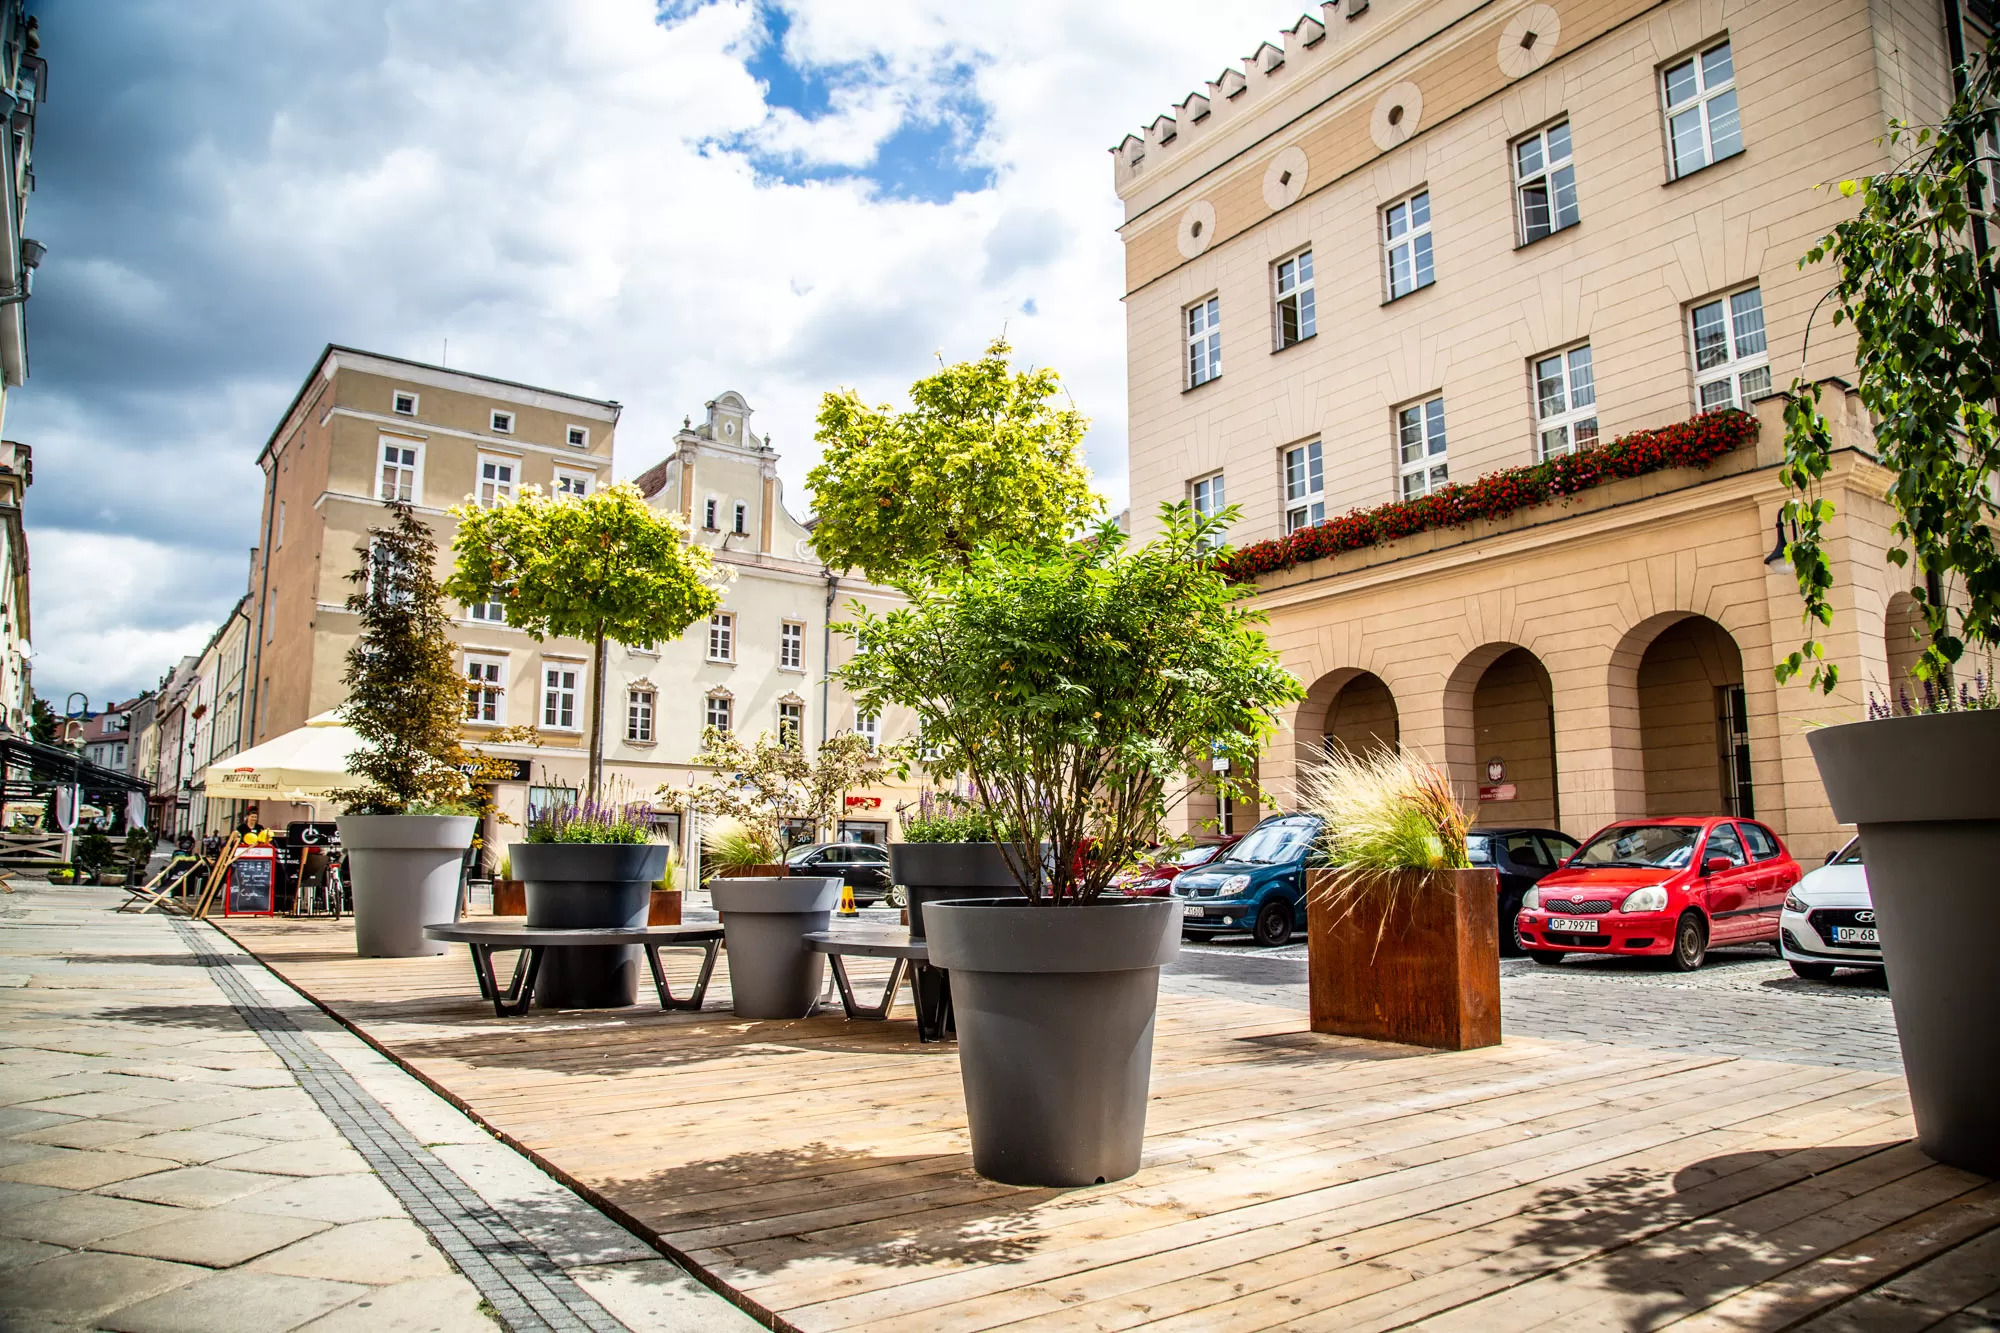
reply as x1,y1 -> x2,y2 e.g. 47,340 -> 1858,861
1867,668 -> 1999,719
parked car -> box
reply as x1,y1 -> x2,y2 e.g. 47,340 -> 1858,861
1778,838 -> 1882,980
1172,815 -> 1323,947
1467,826 -> 1580,956
1515,816 -> 1802,971
783,841 -> 892,906
1116,837 -> 1242,896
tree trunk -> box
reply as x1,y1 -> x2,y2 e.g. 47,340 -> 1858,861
587,625 -> 607,800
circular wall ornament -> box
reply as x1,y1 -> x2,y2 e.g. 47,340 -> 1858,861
1176,200 -> 1218,259
1262,145 -> 1310,211
1498,4 -> 1561,78
1370,81 -> 1424,151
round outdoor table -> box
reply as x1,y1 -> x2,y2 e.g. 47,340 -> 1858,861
423,921 -> 724,1017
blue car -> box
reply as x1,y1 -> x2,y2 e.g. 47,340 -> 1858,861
1171,813 -> 1325,946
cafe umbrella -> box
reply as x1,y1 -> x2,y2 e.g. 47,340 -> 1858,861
201,711 -> 363,804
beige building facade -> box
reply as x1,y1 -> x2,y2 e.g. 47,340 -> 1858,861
1113,0 -> 1991,860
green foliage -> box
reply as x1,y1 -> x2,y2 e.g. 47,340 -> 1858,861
837,503 -> 1304,903
334,504 -> 480,815
123,828 -> 156,874
897,790 -> 1006,843
662,726 -> 894,846
702,815 -> 781,875
1778,33 -> 2000,692
806,337 -> 1101,585
73,830 -> 115,883
1299,749 -> 1472,875
29,695 -> 57,745
447,482 -> 720,796
523,794 -> 653,845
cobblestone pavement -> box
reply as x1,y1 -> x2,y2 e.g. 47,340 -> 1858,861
0,884 -> 756,1332
1161,934 -> 1905,1072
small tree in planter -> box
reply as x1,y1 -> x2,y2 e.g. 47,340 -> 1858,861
837,504 -> 1303,1185
1774,34 -> 2000,1176
334,504 -> 485,958
446,483 -> 720,799
698,814 -> 841,1019
1297,749 -> 1499,1051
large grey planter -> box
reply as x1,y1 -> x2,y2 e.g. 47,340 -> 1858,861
926,896 -> 1181,1187
1809,709 -> 2000,1177
339,815 -> 478,958
512,842 -> 671,1009
711,876 -> 841,1018
890,842 -> 1025,938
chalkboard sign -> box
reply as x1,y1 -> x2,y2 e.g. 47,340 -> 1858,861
226,854 -> 276,916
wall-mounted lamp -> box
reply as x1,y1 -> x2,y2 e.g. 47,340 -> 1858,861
1764,513 -> 1799,569
0,238 -> 46,308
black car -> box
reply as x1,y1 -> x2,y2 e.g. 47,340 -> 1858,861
783,842 -> 892,906
1468,826 -> 1580,955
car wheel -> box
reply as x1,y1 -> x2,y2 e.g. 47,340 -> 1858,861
1500,891 -> 1525,957
1789,960 -> 1837,981
886,884 -> 907,909
1253,901 -> 1294,947
1528,950 -> 1566,966
1666,912 -> 1708,972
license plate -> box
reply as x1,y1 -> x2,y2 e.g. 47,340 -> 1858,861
1831,926 -> 1878,944
1183,906 -> 1205,919
1549,917 -> 1599,933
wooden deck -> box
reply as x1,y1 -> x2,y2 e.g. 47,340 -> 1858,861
220,917 -> 2000,1332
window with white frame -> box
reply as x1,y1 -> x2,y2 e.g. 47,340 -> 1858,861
1662,39 -> 1743,179
708,612 -> 735,662
467,599 -> 507,624
855,712 -> 880,750
703,498 -> 719,530
465,655 -> 504,724
1689,286 -> 1771,410
733,501 -> 748,535
1283,442 -> 1325,532
566,425 -> 589,448
490,409 -> 515,434
777,700 -> 804,748
378,441 -> 420,503
779,621 -> 804,671
1186,296 -> 1221,388
393,391 -> 418,416
541,663 -> 580,730
1275,250 -> 1315,348
1514,121 -> 1579,243
1397,397 -> 1450,499
1190,472 -> 1226,521
553,468 -> 590,498
478,457 -> 516,508
1533,344 -> 1598,460
1383,190 -> 1435,300
704,694 -> 732,734
626,687 -> 654,743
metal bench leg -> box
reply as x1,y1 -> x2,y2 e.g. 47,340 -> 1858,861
469,944 -> 495,1000
913,962 -> 954,1043
829,954 -> 907,1021
492,947 -> 541,1017
645,939 -> 722,1012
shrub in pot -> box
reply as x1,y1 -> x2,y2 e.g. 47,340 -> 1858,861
893,791 -> 1021,938
648,852 -> 683,926
491,852 -> 525,916
704,817 -> 837,1018
514,794 -> 668,1009
1298,749 -> 1500,1051
838,503 -> 1303,1186
1775,41 -> 2000,1177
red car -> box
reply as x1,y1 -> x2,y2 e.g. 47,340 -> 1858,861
1515,816 -> 1802,971
1117,838 -> 1241,896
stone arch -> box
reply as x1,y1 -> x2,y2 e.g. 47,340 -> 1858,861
1613,613 -> 1750,817
1444,643 -> 1559,827
1292,667 -> 1402,774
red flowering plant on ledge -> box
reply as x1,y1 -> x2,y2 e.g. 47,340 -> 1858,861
1217,409 -> 1758,581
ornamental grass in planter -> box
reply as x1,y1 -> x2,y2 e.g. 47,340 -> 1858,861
513,794 -> 668,1009
1299,749 -> 1500,1051
703,817 -> 837,1018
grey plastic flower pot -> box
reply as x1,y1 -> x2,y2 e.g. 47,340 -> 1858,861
889,842 -> 1026,938
338,815 -> 478,959
925,896 -> 1181,1187
710,876 -> 841,1018
512,842 -> 672,1009
1809,709 -> 2000,1177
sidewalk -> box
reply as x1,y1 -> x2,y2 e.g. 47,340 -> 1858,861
0,883 -> 757,1331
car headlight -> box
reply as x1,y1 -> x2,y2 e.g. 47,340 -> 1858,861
1521,886 -> 1540,911
1784,891 -> 1808,913
1220,874 -> 1251,895
1620,885 -> 1668,913
1136,878 -> 1169,891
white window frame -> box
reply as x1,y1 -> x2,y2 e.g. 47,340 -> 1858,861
703,497 -> 719,530
704,694 -> 732,735
565,424 -> 589,449
1397,396 -> 1450,499
779,621 -> 805,672
1274,249 -> 1315,349
490,409 -> 515,435
855,711 -> 880,750
733,501 -> 748,535
1383,189 -> 1435,301
477,455 -> 517,508
393,391 -> 418,416
465,654 -> 505,725
1532,343 -> 1599,460
553,467 -> 591,499
1689,285 -> 1771,411
377,438 -> 422,504
626,687 -> 655,743
1283,441 -> 1325,533
777,700 -> 804,748
708,612 -> 735,663
541,662 -> 582,731
1186,296 -> 1221,388
1190,472 -> 1226,521
467,599 -> 507,625
1513,120 -> 1580,244
1662,39 -> 1743,180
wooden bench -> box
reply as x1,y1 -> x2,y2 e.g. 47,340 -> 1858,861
803,926 -> 954,1042
423,922 -> 724,1018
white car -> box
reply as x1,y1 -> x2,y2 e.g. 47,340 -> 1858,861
1778,838 -> 1882,980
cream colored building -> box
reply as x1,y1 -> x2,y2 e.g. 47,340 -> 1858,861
1113,0 -> 1992,859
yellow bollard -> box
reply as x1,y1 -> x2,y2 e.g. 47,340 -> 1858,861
837,881 -> 859,918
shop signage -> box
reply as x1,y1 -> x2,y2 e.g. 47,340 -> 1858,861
844,795 -> 882,809
1478,782 -> 1518,802
461,758 -> 533,783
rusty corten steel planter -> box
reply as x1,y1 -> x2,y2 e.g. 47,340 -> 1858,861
1306,866 -> 1502,1051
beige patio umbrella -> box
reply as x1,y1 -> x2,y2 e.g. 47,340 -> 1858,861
202,711 -> 363,803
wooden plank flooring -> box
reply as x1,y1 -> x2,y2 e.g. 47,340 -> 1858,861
220,918 -> 2000,1332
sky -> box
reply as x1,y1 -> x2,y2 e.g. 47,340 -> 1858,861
17,0 -> 1309,709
